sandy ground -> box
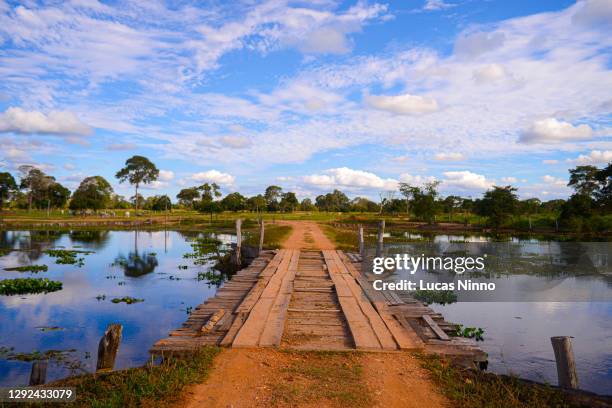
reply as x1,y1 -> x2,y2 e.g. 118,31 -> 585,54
277,220 -> 335,250
176,221 -> 448,408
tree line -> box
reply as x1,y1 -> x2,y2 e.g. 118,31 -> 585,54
0,155 -> 609,230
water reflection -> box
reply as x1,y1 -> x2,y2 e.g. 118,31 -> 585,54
114,252 -> 159,277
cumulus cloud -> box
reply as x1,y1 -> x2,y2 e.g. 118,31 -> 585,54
572,0 -> 612,27
442,171 -> 492,190
218,135 -> 252,149
191,170 -> 235,185
500,177 -> 518,183
0,107 -> 92,136
519,118 -> 593,144
472,64 -> 507,84
567,150 -> 612,165
398,173 -> 436,185
364,93 -> 438,115
303,167 -> 398,190
454,31 -> 506,58
158,170 -> 174,181
434,152 -> 465,161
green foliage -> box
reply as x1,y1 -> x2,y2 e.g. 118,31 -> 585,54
69,176 -> 114,210
413,290 -> 457,305
111,296 -> 144,304
45,249 -> 93,266
316,189 -> 350,212
4,264 -> 48,273
176,187 -> 200,207
115,155 -> 159,210
221,192 -> 247,211
410,181 -> 440,223
474,186 -> 519,228
0,171 -> 17,209
18,165 -> 71,210
0,277 -> 62,295
450,324 -> 485,341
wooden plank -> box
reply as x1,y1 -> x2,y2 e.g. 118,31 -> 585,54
422,314 -> 450,341
259,250 -> 300,346
232,250 -> 294,347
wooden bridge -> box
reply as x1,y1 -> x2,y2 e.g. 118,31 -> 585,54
151,248 -> 487,366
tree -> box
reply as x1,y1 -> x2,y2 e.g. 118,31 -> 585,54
198,183 -> 222,222
264,185 -> 282,211
19,165 -> 48,212
568,165 -> 600,196
315,190 -> 350,212
130,193 -> 145,209
46,182 -> 70,209
442,195 -> 463,219
299,198 -> 316,211
350,197 -> 378,212
115,156 -> 159,211
410,181 -> 440,224
246,195 -> 266,213
0,172 -> 17,210
280,192 -> 299,212
176,188 -> 200,208
475,185 -> 519,228
221,192 -> 246,211
150,195 -> 172,211
398,183 -> 418,217
70,176 -> 113,211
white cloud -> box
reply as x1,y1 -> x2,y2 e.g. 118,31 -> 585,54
364,93 -> 438,115
106,143 -> 137,151
542,175 -> 566,187
398,173 -> 436,185
454,31 -> 505,58
0,107 -> 92,136
303,167 -> 398,190
422,0 -> 454,11
500,177 -> 518,183
191,170 -> 235,186
472,64 -> 507,83
158,170 -> 174,181
572,0 -> 612,27
442,171 -> 492,190
519,118 -> 593,144
567,150 -> 612,165
218,135 -> 251,149
434,152 -> 465,161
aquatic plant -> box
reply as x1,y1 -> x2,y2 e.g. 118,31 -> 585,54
4,264 -> 48,273
45,249 -> 93,266
111,296 -> 144,304
0,278 -> 62,295
413,290 -> 458,305
450,324 -> 485,341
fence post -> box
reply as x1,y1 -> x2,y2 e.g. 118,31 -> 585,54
358,224 -> 364,257
258,219 -> 265,254
29,360 -> 47,385
376,220 -> 385,258
97,323 -> 122,372
551,336 -> 578,389
235,218 -> 242,266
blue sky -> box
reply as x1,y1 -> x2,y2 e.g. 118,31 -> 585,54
0,0 -> 610,201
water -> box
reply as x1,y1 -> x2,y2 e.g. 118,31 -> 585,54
0,230 -> 236,386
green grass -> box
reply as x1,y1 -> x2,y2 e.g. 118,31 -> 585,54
110,296 -> 144,304
417,354 -> 595,408
0,277 -> 62,295
323,224 -> 359,251
270,350 -> 372,407
39,348 -> 220,407
243,223 -> 292,249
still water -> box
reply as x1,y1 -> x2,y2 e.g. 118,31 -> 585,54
379,235 -> 612,395
0,230 -> 235,386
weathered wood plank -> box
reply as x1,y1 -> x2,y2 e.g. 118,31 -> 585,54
422,314 -> 450,341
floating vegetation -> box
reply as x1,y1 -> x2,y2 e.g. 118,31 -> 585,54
118,281 -> 126,286
168,275 -> 181,281
149,252 -> 157,256
178,265 -> 188,270
183,237 -> 225,265
451,325 -> 485,341
197,270 -> 224,286
0,278 -> 62,295
95,294 -> 106,301
45,249 -> 93,266
0,346 -> 87,374
4,264 -> 48,273
36,326 -> 64,332
413,290 -> 458,305
182,306 -> 193,315
0,248 -> 11,256
111,296 -> 144,304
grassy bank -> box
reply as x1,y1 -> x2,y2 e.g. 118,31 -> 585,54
417,354 -> 610,408
36,348 -> 220,407
243,223 -> 292,249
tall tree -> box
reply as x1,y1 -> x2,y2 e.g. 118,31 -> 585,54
475,185 -> 519,228
568,165 -> 600,196
115,156 -> 159,211
410,181 -> 440,224
221,192 -> 246,211
264,185 -> 282,211
280,192 -> 299,212
198,183 -> 222,222
70,176 -> 114,210
0,172 -> 17,210
176,187 -> 200,208
398,183 -> 418,217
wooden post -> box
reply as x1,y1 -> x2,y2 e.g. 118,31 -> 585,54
376,220 -> 385,257
235,218 -> 242,266
529,216 -> 532,231
258,219 -> 265,254
358,224 -> 364,257
96,323 -> 122,371
551,336 -> 578,389
29,360 -> 47,386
